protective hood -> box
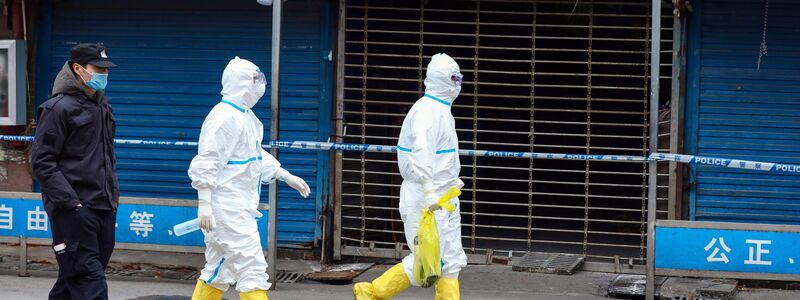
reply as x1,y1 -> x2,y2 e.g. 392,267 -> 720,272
220,56 -> 265,109
423,53 -> 461,103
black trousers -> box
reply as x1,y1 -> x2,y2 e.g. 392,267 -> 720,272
49,207 -> 116,300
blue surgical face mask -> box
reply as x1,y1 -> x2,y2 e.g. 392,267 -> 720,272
78,66 -> 109,91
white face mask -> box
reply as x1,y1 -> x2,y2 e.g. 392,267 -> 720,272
254,82 -> 266,102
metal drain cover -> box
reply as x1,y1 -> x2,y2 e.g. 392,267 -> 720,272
511,252 -> 585,275
607,274 -> 647,298
607,274 -> 668,298
275,271 -> 305,283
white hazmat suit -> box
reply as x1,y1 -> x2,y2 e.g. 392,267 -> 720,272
188,57 -> 310,297
397,53 -> 468,284
353,53 -> 466,300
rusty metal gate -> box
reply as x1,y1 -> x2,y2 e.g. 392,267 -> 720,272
335,0 -> 674,267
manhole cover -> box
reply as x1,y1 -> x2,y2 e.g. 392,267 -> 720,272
275,271 -> 305,283
305,263 -> 375,285
511,252 -> 585,275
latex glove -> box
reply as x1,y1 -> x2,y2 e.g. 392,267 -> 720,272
197,189 -> 216,231
276,168 -> 311,198
423,181 -> 439,211
286,175 -> 311,198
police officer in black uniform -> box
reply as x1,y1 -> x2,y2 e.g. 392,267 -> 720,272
32,43 -> 119,300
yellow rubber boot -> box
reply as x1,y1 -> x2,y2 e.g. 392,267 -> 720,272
353,263 -> 411,300
191,280 -> 225,300
239,289 -> 268,300
434,278 -> 460,300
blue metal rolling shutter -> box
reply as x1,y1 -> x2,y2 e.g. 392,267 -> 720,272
39,0 -> 331,246
686,0 -> 800,223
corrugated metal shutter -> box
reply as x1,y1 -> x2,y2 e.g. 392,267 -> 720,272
687,0 -> 800,223
339,0 -> 673,264
39,0 -> 332,246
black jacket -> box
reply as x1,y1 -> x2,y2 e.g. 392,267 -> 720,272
32,62 -> 119,217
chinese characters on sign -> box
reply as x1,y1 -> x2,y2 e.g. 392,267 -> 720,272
0,204 -> 51,233
1,198 -> 269,248
129,211 -> 154,238
27,206 -> 48,231
705,237 -> 731,263
704,237 -> 774,266
745,240 -> 772,266
0,204 -> 12,230
656,224 -> 800,277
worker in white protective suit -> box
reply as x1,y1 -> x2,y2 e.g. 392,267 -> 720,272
353,53 -> 467,300
188,57 -> 311,300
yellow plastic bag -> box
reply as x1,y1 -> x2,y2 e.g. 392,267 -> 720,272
412,186 -> 461,288
412,209 -> 440,288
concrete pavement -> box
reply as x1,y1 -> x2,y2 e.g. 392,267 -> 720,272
0,274 -> 609,300
3,245 -> 800,299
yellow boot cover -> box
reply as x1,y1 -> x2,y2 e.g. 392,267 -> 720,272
239,289 -> 269,300
353,263 -> 411,300
434,278 -> 460,300
353,282 -> 377,300
191,280 -> 224,300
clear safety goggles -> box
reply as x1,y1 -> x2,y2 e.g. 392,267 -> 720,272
450,71 -> 463,87
253,70 -> 267,85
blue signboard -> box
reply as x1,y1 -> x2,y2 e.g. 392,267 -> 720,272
0,197 -> 269,248
656,222 -> 800,276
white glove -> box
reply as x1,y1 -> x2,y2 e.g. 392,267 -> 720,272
276,168 -> 311,198
197,189 -> 216,231
423,181 -> 439,211
286,175 -> 311,198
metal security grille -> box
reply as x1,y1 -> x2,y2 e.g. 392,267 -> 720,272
338,0 -> 673,265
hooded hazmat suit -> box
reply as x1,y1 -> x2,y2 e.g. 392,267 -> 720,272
353,53 -> 467,300
397,53 -> 467,284
188,57 -> 310,296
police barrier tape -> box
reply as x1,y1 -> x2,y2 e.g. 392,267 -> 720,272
652,153 -> 800,174
2,135 -> 800,175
